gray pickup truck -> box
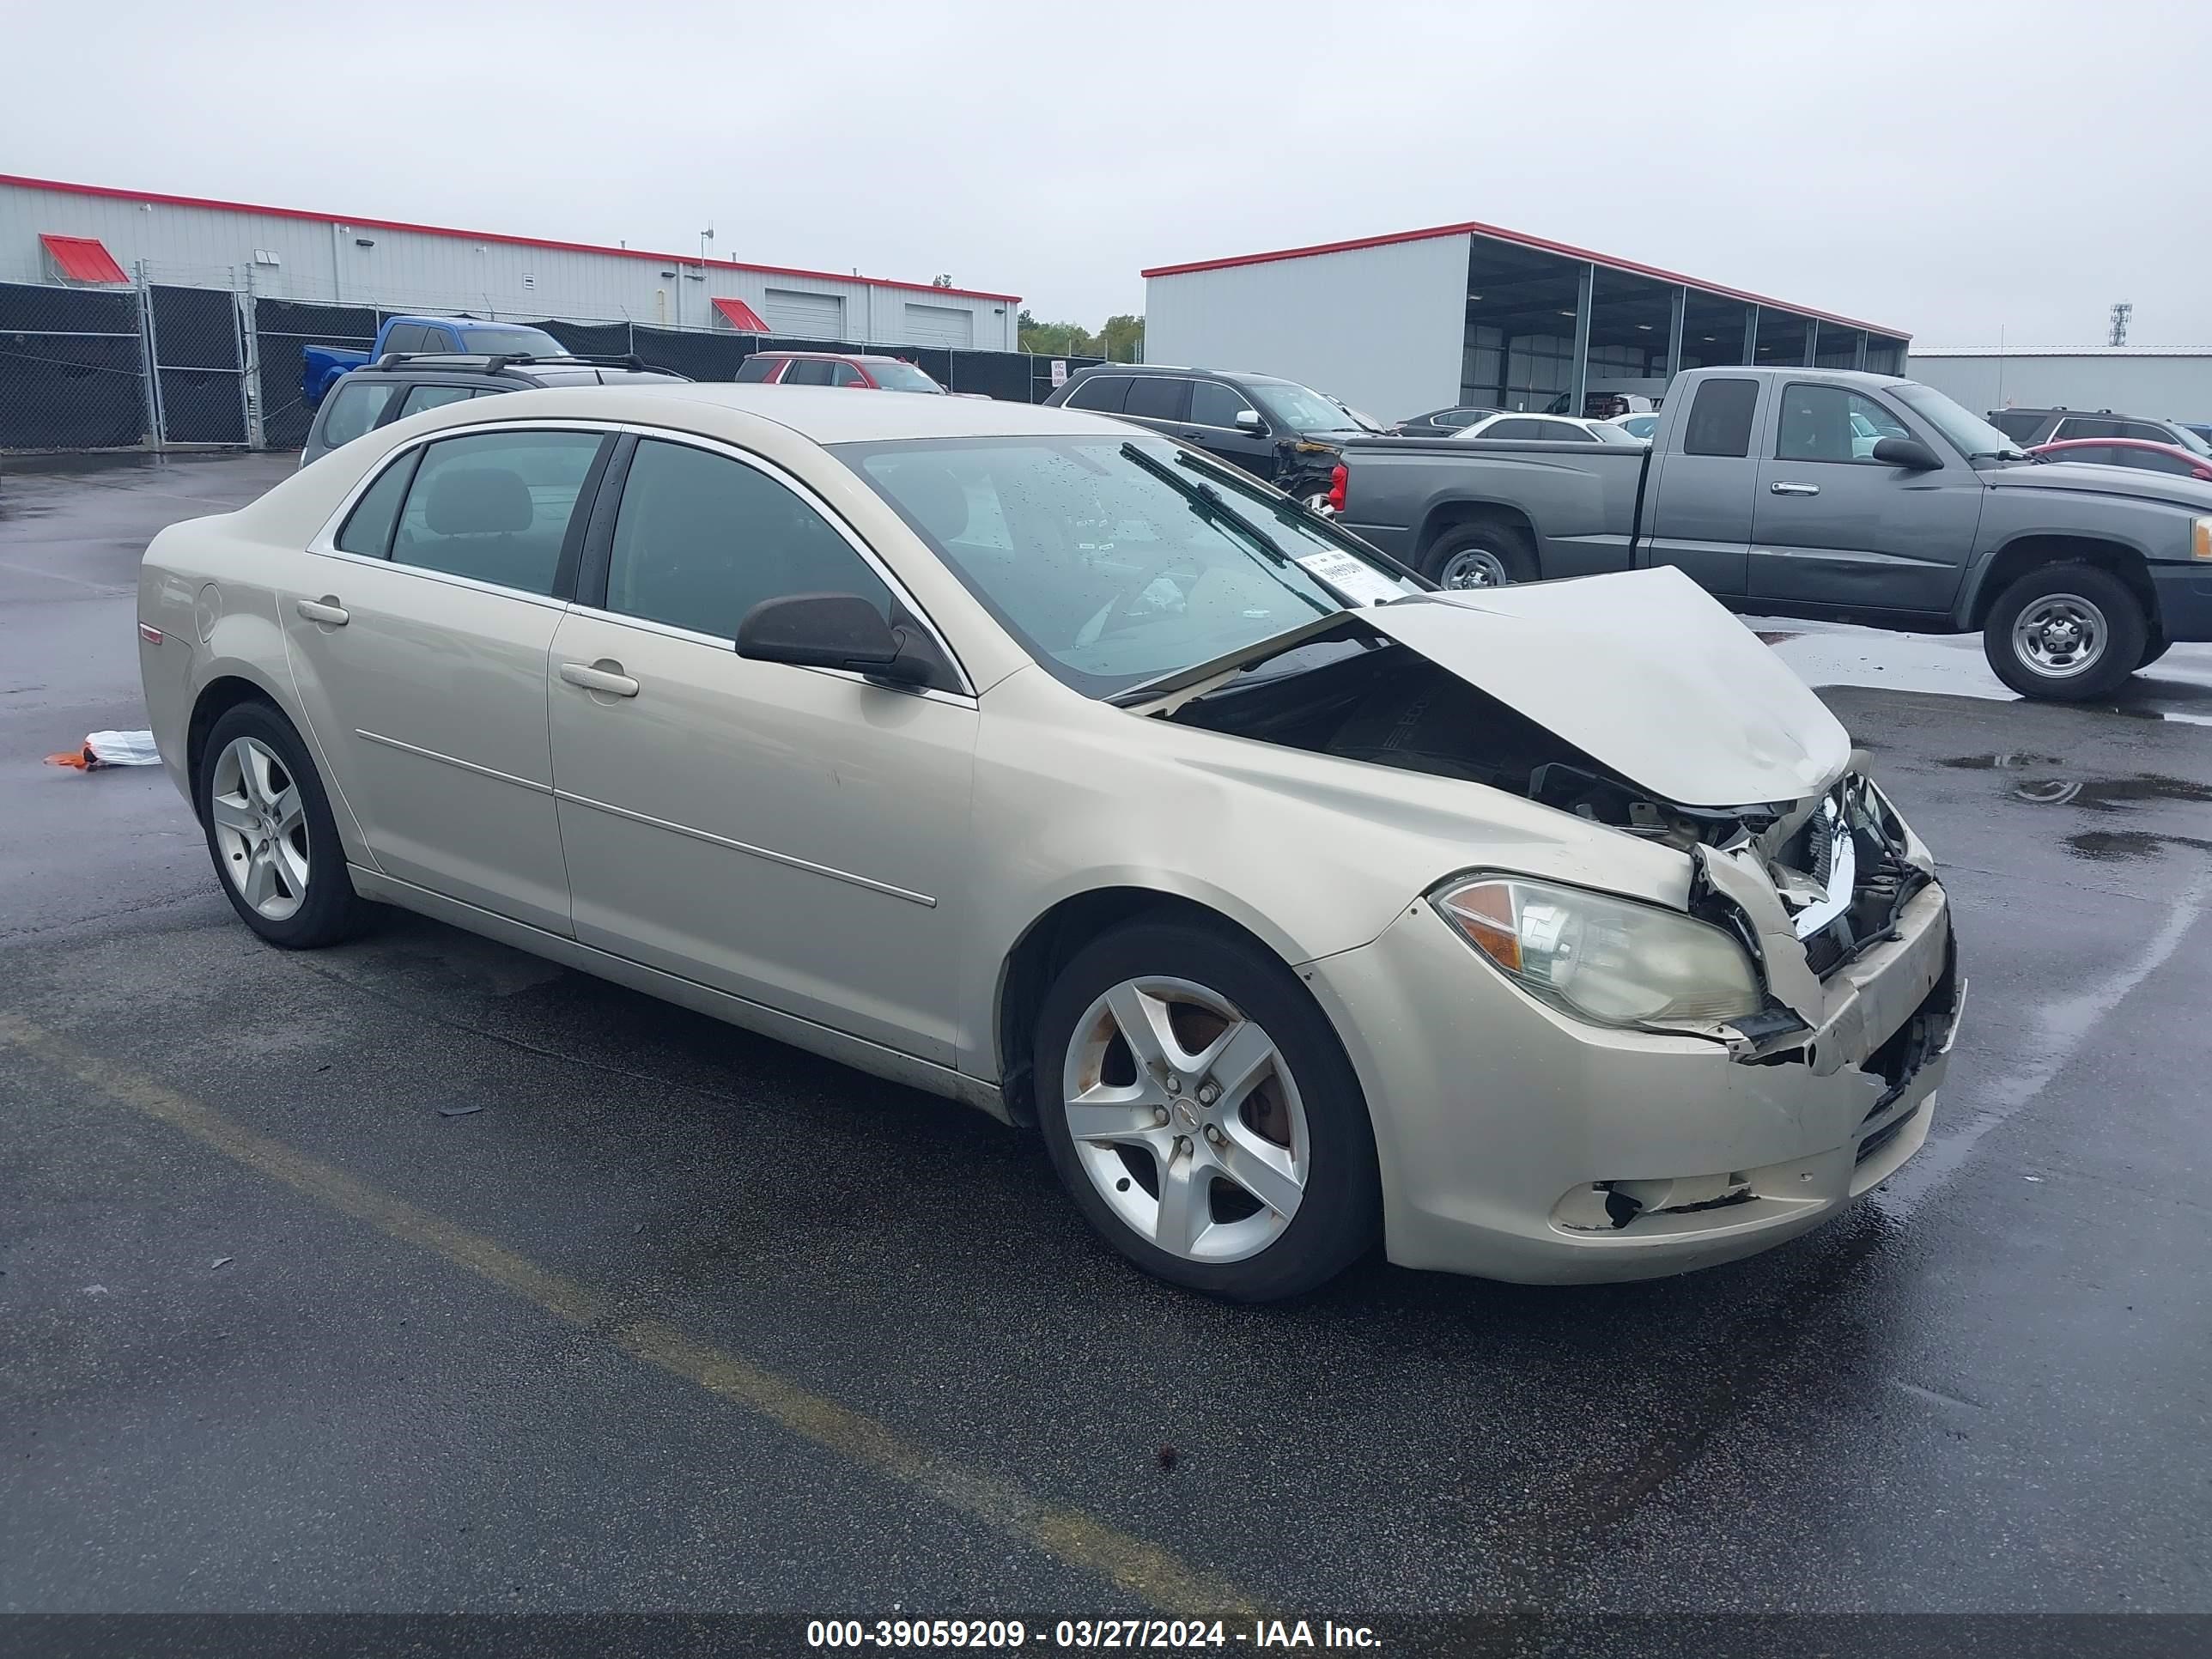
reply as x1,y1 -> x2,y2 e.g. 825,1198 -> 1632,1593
1334,366 -> 2212,701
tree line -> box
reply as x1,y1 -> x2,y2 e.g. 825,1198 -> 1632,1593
1018,310 -> 1144,362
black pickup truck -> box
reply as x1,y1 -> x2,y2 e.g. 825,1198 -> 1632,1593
1334,366 -> 2212,701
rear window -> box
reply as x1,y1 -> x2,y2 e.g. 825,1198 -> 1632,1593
1985,409 -> 2046,443
1680,379 -> 1759,457
319,379 -> 400,450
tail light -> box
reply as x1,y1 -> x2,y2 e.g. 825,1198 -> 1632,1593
1326,463 -> 1347,514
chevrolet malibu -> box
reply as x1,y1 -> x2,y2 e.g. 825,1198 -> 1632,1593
137,386 -> 1963,1301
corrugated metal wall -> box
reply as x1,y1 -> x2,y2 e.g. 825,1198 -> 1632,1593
1905,353 -> 2212,421
1144,234 -> 1472,422
0,180 -> 1018,349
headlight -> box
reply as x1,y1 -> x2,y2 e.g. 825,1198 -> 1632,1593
1434,876 -> 1763,1027
2193,515 -> 2212,561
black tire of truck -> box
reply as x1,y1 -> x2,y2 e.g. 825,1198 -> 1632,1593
2137,635 -> 2172,671
1420,518 -> 1538,590
1981,561 -> 2149,702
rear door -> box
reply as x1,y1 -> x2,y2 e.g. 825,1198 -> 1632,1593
282,423 -> 612,933
1747,381 -> 1983,613
1117,374 -> 1191,442
1639,376 -> 1760,596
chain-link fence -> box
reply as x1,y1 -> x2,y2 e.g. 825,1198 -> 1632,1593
0,282 -> 149,450
2,273 -> 1121,453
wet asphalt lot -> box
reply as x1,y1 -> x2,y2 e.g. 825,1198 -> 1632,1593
3,453 -> 2209,1621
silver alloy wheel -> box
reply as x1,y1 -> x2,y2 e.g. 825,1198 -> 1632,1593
2012,592 -> 2107,678
1437,546 -> 1510,588
1060,976 -> 1310,1264
209,735 -> 309,921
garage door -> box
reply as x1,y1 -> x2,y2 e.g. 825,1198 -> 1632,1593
763,289 -> 845,339
900,302 -> 975,349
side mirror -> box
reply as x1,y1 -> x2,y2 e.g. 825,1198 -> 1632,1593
736,592 -> 931,685
1871,435 -> 1942,471
1234,408 -> 1266,434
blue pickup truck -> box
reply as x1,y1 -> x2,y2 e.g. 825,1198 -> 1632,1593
300,316 -> 571,410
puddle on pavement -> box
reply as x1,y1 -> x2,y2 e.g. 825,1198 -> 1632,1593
1940,753 -> 2066,771
2067,828 -> 2212,863
1942,755 -> 2212,811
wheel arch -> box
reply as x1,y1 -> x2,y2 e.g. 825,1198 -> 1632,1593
1414,496 -> 1540,569
992,886 -> 1316,1128
185,671 -> 289,789
1966,535 -> 2154,630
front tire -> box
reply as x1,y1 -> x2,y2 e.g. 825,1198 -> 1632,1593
1421,517 -> 1537,589
1981,562 -> 2147,702
196,701 -> 366,948
1034,920 -> 1380,1301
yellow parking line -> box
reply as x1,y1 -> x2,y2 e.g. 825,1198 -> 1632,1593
0,1013 -> 1259,1620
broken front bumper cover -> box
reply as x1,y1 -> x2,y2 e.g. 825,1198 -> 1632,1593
1302,874 -> 1961,1285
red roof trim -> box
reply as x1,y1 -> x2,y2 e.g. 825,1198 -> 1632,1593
1140,220 -> 1909,341
39,232 -> 129,284
711,296 -> 771,331
3,173 -> 1022,304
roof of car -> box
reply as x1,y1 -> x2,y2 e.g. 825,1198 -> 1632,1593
752,350 -> 916,363
341,357 -> 683,386
445,381 -> 1140,444
1066,362 -> 1274,382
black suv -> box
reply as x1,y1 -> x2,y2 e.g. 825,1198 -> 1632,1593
1042,363 -> 1364,501
1984,404 -> 2212,458
300,353 -> 688,466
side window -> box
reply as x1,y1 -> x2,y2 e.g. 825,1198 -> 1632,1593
2060,445 -> 2120,466
1121,377 -> 1188,422
1189,380 -> 1257,429
2129,447 -> 2195,475
830,362 -> 867,387
400,383 -> 478,416
1775,385 -> 1910,464
2053,416 -> 2124,441
2119,422 -> 2173,445
1065,375 -> 1129,413
1985,410 -> 2045,444
381,324 -> 426,356
603,439 -> 895,642
1544,421 -> 1597,442
1482,417 -> 1539,439
319,380 -> 400,449
734,356 -> 781,383
334,451 -> 420,557
390,429 -> 605,596
1680,379 -> 1759,457
1438,409 -> 1486,429
783,359 -> 836,386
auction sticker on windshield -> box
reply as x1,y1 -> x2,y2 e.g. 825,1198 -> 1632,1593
1296,549 -> 1405,606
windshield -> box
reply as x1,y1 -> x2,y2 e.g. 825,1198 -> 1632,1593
1249,380 -> 1364,434
1891,381 -> 2023,458
459,326 -> 568,358
2166,422 -> 2211,457
836,434 -> 1421,697
1618,415 -> 1659,439
868,361 -> 945,393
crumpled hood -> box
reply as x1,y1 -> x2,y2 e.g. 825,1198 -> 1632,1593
1364,566 -> 1852,809
1987,459 -> 2212,511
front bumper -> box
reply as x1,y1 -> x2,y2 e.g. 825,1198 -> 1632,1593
2148,562 -> 2212,641
1303,877 -> 1960,1284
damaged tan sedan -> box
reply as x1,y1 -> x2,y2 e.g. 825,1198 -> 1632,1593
138,386 -> 1962,1300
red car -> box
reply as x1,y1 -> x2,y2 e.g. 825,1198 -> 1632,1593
732,350 -> 945,393
2027,436 -> 2212,481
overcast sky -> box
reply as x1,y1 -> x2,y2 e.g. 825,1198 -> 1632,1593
7,1 -> 2206,346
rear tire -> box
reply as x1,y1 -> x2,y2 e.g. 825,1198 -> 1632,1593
2137,635 -> 2172,670
1422,518 -> 1537,589
195,701 -> 368,949
1981,562 -> 2146,702
1034,920 -> 1381,1302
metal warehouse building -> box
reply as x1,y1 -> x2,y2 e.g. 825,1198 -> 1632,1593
1141,221 -> 1911,423
1904,348 -> 2212,424
0,173 -> 1019,349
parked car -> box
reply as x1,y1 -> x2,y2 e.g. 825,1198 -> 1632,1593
1043,362 -> 1364,505
2028,437 -> 2212,482
1333,366 -> 2212,701
136,384 -> 1959,1300
1392,406 -> 1502,440
1610,412 -> 1662,441
301,316 -> 572,410
299,355 -> 687,467
1985,405 -> 2212,459
1457,412 -> 1646,445
2180,422 -> 2212,447
733,351 -> 945,393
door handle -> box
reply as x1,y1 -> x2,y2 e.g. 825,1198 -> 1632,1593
560,660 -> 640,698
295,597 -> 349,625
1769,481 -> 1820,497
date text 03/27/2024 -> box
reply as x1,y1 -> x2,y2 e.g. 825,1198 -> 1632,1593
805,1620 -> 1382,1649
